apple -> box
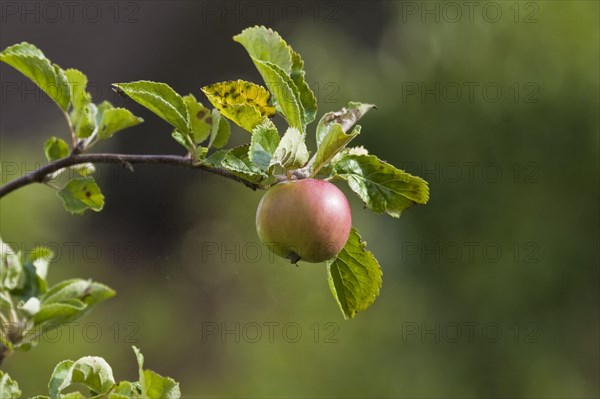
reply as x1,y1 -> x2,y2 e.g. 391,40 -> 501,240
256,179 -> 352,263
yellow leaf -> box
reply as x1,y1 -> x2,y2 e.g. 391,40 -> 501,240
202,80 -> 275,132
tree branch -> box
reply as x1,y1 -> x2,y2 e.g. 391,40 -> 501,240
0,153 -> 264,199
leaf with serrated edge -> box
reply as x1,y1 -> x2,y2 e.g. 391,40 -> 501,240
334,154 -> 429,217
327,228 -> 382,319
57,356 -> 115,396
234,26 -> 316,125
183,94 -> 212,143
249,120 -> 280,171
252,59 -> 304,129
270,127 -> 309,170
222,145 -> 267,183
202,80 -> 275,132
0,42 -> 70,110
290,49 -> 317,124
310,123 -> 360,176
317,102 -> 375,147
74,103 -> 97,138
57,177 -> 104,215
208,109 -> 230,149
0,371 -> 21,399
44,137 -> 69,161
97,108 -> 143,140
113,81 -> 189,133
65,69 -> 90,111
233,26 -> 293,73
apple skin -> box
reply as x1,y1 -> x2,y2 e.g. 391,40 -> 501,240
256,179 -> 352,263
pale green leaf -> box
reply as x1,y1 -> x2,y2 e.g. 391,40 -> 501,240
64,69 -> 90,111
57,356 -> 115,396
0,42 -> 70,110
42,279 -> 115,307
290,50 -> 317,124
49,360 -> 74,399
70,163 -> 96,177
73,103 -> 97,138
143,370 -> 181,399
233,26 -> 293,73
171,130 -> 195,153
57,177 -> 104,215
207,109 -> 230,149
310,123 -> 360,176
327,228 -> 382,319
44,137 -> 69,161
317,102 -> 375,146
252,59 -> 304,129
0,240 -> 25,291
97,108 -> 143,140
202,80 -> 275,132
333,154 -> 429,217
0,371 -> 21,399
183,94 -> 212,143
270,127 -> 309,169
249,120 -> 280,171
113,81 -> 189,133
33,299 -> 86,325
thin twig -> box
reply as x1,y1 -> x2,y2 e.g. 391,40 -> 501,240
0,153 -> 264,199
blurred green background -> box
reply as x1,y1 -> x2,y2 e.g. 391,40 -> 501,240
1,1 -> 598,397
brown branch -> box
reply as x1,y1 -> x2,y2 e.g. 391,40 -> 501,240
0,153 -> 264,199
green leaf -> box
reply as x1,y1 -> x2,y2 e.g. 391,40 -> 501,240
310,123 -> 360,176
56,356 -> 116,396
202,80 -> 275,132
64,69 -> 90,111
70,163 -> 96,177
33,299 -> 86,325
252,60 -> 304,130
0,239 -> 25,291
0,42 -> 70,110
249,120 -> 280,171
233,26 -> 293,73
49,360 -> 74,399
113,81 -> 189,133
0,371 -> 21,399
317,102 -> 375,147
73,103 -> 97,138
207,109 -> 230,149
133,346 -> 180,399
58,393 -> 85,399
183,94 -> 212,143
109,381 -> 137,397
270,127 -> 309,170
42,279 -> 115,307
171,130 -> 195,153
290,50 -> 317,124
143,370 -> 181,399
327,228 -> 382,319
333,154 -> 429,218
203,149 -> 228,166
97,107 -> 143,140
57,177 -> 104,215
44,137 -> 69,161
234,27 -> 316,126
221,145 -> 268,183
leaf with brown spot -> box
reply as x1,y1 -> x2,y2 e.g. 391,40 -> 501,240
202,80 -> 275,132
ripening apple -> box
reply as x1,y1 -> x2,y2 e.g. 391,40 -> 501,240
256,179 -> 352,263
